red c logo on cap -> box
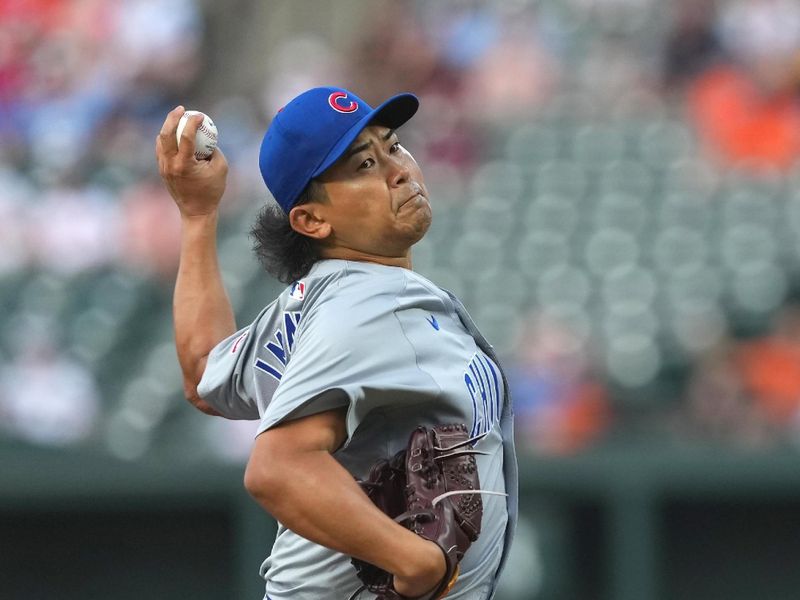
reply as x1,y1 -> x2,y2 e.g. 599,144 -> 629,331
328,92 -> 358,114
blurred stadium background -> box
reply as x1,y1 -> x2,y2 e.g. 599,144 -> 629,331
2,0 -> 800,598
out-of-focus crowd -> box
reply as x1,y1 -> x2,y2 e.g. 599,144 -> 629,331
0,0 -> 206,447
0,0 -> 203,278
1,0 -> 800,458
664,0 -> 800,172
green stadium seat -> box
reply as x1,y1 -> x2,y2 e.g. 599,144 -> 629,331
664,265 -> 723,312
531,160 -> 588,199
467,300 -> 525,358
598,159 -> 655,198
600,305 -> 660,345
583,228 -> 639,275
536,302 -> 594,348
781,191 -> 800,234
535,264 -> 591,309
603,331 -> 662,388
657,192 -> 713,231
601,265 -> 657,309
463,196 -> 518,241
87,270 -> 146,320
661,158 -> 721,196
720,224 -> 778,272
730,263 -> 788,315
16,272 -> 70,323
651,227 -> 708,275
570,124 -> 627,168
472,268 -> 531,312
524,194 -> 580,235
721,189 -> 777,229
516,230 -> 571,279
593,191 -> 649,234
450,231 -> 506,274
0,269 -> 36,317
539,93 -> 596,125
636,120 -> 695,169
68,307 -> 125,366
469,161 -> 526,202
504,123 -> 562,164
665,301 -> 727,355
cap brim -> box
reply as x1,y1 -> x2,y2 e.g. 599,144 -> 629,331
312,93 -> 419,178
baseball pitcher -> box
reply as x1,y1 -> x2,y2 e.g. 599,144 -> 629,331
156,87 -> 518,600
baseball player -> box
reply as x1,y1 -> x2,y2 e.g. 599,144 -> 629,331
155,86 -> 518,600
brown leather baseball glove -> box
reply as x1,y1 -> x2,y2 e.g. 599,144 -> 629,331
348,424 -> 499,600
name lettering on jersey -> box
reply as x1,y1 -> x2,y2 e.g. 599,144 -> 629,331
464,352 -> 501,438
254,311 -> 302,382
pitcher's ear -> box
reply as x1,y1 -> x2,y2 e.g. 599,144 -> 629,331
289,204 -> 332,240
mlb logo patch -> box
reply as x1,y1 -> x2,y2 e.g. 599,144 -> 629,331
290,281 -> 306,301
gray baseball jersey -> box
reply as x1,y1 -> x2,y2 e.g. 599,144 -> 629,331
198,259 -> 518,600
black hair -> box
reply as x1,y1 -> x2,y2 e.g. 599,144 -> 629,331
250,181 -> 327,284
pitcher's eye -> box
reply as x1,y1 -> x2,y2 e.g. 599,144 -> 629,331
359,158 -> 375,170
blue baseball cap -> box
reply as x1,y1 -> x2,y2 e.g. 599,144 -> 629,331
259,86 -> 419,212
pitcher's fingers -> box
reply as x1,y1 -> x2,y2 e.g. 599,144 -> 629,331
155,135 -> 164,172
155,135 -> 171,176
178,113 -> 204,160
205,147 -> 229,178
158,105 -> 185,155
207,146 -> 227,166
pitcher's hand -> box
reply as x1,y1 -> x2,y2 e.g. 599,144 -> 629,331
393,540 -> 448,599
156,106 -> 228,218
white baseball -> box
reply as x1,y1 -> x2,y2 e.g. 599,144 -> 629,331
176,110 -> 218,160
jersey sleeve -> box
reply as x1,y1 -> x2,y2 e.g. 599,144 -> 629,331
197,300 -> 288,420
196,326 -> 261,419
257,270 -> 441,440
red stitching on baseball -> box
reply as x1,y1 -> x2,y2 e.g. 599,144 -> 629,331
196,123 -> 216,138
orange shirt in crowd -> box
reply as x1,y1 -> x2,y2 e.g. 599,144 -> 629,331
688,65 -> 800,170
736,337 -> 800,423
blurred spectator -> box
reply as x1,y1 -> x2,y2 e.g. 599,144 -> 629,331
108,0 -> 201,96
347,0 -> 442,104
119,178 -> 181,280
735,303 -> 800,428
688,64 -> 800,171
0,314 -> 100,446
0,0 -> 204,277
717,0 -> 800,79
28,183 -> 121,274
678,304 -> 800,448
460,8 -> 559,123
345,1 -> 477,176
680,338 -> 771,447
262,34 -> 347,119
343,1 -> 560,178
662,0 -> 722,89
683,0 -> 800,171
4,0 -> 800,459
509,315 -> 611,455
